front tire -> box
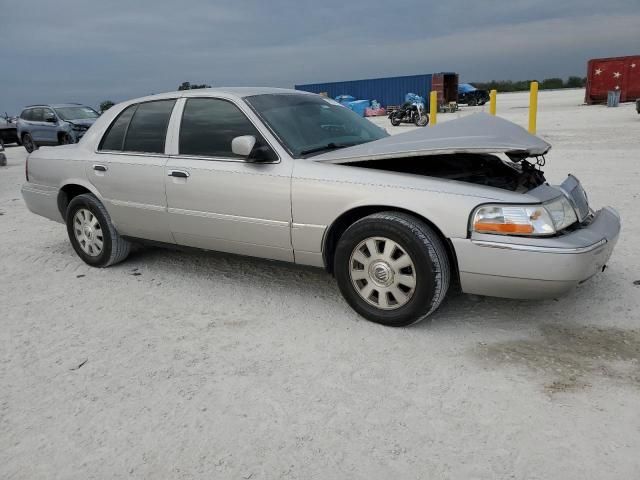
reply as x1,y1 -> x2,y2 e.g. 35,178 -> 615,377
334,212 -> 450,327
414,113 -> 429,127
22,133 -> 36,153
59,132 -> 73,145
66,193 -> 131,267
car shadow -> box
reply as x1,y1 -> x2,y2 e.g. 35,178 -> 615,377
114,242 -> 617,331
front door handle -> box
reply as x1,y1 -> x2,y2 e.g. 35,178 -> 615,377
168,170 -> 190,178
93,164 -> 107,172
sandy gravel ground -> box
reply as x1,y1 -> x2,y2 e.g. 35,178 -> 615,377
1,89 -> 639,479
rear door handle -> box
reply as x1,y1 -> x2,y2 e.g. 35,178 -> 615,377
168,170 -> 190,178
93,164 -> 107,172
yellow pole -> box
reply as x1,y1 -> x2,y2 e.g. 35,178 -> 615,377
528,81 -> 538,134
489,89 -> 497,115
429,90 -> 438,126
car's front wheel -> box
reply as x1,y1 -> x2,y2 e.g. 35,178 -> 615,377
414,113 -> 429,127
66,193 -> 131,267
22,133 -> 36,153
59,133 -> 73,145
334,212 -> 450,327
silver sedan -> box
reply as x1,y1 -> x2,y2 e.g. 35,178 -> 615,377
21,88 -> 621,326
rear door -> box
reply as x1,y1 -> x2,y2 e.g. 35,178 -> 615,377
164,96 -> 293,262
89,99 -> 177,243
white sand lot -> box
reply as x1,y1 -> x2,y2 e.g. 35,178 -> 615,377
1,89 -> 639,479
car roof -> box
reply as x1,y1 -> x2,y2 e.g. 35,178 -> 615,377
124,87 -> 314,105
181,87 -> 310,97
23,103 -> 89,109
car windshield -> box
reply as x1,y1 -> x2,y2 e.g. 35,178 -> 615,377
54,106 -> 99,121
244,94 -> 389,157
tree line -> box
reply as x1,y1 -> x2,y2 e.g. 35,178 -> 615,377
473,76 -> 586,92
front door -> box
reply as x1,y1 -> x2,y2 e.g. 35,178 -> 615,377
27,107 -> 46,143
41,107 -> 59,144
88,99 -> 177,243
164,96 -> 293,262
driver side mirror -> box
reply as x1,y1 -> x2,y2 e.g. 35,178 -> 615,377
231,135 -> 277,162
231,135 -> 256,157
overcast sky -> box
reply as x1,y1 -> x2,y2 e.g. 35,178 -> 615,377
2,0 -> 639,114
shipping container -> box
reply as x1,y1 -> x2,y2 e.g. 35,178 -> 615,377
585,55 -> 640,104
295,72 -> 458,109
431,72 -> 459,106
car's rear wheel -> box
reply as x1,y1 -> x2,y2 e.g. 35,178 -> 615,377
22,133 -> 36,153
66,193 -> 131,267
334,212 -> 450,327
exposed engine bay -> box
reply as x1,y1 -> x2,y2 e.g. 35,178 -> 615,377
345,153 -> 547,193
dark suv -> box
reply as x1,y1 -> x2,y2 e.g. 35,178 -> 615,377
17,103 -> 99,153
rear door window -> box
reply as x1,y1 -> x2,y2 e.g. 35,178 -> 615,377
99,100 -> 175,153
123,100 -> 176,154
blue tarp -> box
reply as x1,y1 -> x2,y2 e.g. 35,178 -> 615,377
335,95 -> 356,105
347,100 -> 371,117
404,93 -> 425,107
458,83 -> 477,94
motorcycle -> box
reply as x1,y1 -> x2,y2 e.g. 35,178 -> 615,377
389,101 -> 429,127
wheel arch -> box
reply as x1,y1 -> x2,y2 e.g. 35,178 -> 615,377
57,180 -> 103,221
322,205 -> 459,282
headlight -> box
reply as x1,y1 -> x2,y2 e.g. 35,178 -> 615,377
544,196 -> 578,231
472,196 -> 577,236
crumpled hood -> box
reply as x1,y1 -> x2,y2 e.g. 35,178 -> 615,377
312,113 -> 551,164
66,118 -> 96,128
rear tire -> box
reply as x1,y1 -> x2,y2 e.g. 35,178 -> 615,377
66,193 -> 131,267
334,212 -> 450,327
390,112 -> 402,126
22,133 -> 36,153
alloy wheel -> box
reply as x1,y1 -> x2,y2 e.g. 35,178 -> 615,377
73,208 -> 104,256
349,236 -> 417,310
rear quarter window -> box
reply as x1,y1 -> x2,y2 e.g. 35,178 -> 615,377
99,105 -> 137,151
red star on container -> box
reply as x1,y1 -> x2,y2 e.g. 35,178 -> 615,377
613,72 -> 621,78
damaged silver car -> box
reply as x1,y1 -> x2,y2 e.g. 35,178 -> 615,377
21,88 -> 621,326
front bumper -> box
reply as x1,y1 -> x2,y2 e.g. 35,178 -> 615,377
452,207 -> 621,299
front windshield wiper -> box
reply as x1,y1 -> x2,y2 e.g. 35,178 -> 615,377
300,142 -> 357,156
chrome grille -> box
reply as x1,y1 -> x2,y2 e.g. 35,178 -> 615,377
561,174 -> 590,222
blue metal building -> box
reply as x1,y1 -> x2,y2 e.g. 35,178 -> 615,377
295,74 -> 433,107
